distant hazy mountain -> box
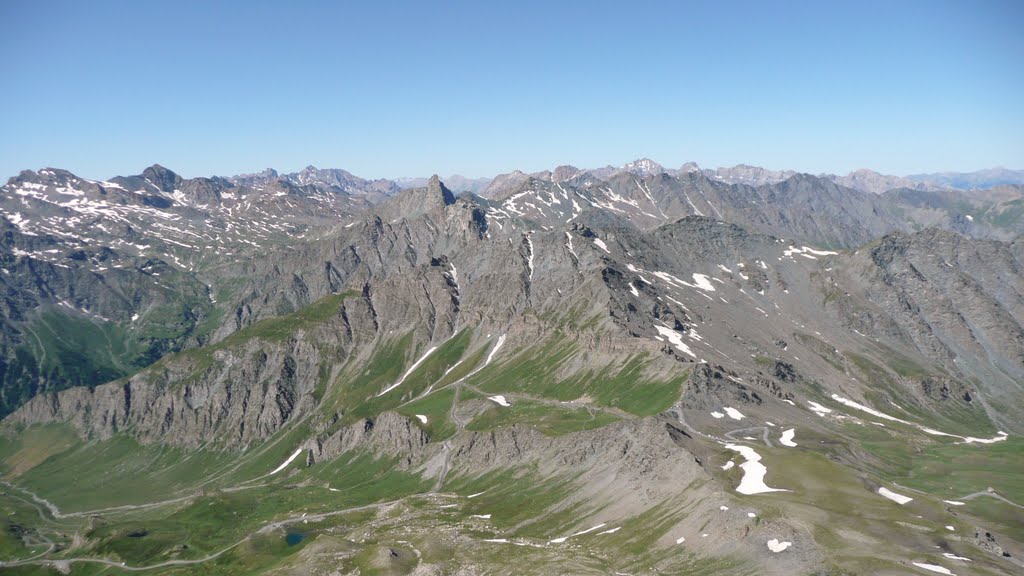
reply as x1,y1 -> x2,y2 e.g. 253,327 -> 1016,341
707,164 -> 798,186
821,168 -> 936,195
710,166 -> 943,194
230,165 -> 400,202
396,174 -> 492,194
907,167 -> 1024,190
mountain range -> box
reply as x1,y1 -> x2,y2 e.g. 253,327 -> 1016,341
0,159 -> 1022,575
392,160 -> 1024,196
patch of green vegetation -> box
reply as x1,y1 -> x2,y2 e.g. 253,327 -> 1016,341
49,450 -> 428,567
844,351 -> 889,385
219,290 -> 357,345
752,354 -> 774,367
326,330 -> 474,423
84,486 -> 317,564
0,269 -> 224,419
880,352 -> 929,380
163,290 -> 358,379
0,423 -> 80,479
396,387 -> 457,440
467,333 -> 578,395
793,331 -> 846,373
986,198 -> 1024,228
300,451 -> 431,499
537,300 -> 604,332
445,468 -> 585,539
596,500 -> 683,558
470,337 -> 683,416
0,490 -> 73,563
586,359 -> 687,417
191,304 -> 227,346
893,437 -> 1024,504
375,330 -> 472,400
825,422 -> 1024,556
958,495 -> 1024,543
466,400 -> 619,437
431,341 -> 488,390
0,309 -> 145,419
218,418 -> 314,484
12,432 -> 235,511
822,286 -> 842,306
201,531 -> 308,575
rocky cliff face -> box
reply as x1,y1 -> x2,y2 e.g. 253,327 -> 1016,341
825,229 -> 1024,427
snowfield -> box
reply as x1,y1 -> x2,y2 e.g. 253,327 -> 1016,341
807,401 -> 833,416
690,273 -> 716,292
961,431 -> 1008,444
655,325 -> 696,358
723,407 -> 745,420
779,428 -> 797,447
488,395 -> 511,407
724,444 -> 787,495
485,335 -> 506,366
877,487 -> 913,505
767,539 -> 792,552
911,562 -> 955,575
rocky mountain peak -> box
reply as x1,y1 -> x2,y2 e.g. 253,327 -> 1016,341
551,165 -> 582,182
621,158 -> 665,177
428,174 -> 456,206
481,169 -> 530,199
9,167 -> 80,187
142,164 -> 183,192
377,175 -> 458,221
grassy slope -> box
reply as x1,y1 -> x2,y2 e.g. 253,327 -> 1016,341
467,335 -> 686,417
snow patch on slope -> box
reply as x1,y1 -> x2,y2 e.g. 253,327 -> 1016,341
779,428 -> 797,447
270,448 -> 304,475
724,444 -> 787,495
878,487 -> 913,505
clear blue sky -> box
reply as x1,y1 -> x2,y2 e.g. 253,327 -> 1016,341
1,0 -> 1021,180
